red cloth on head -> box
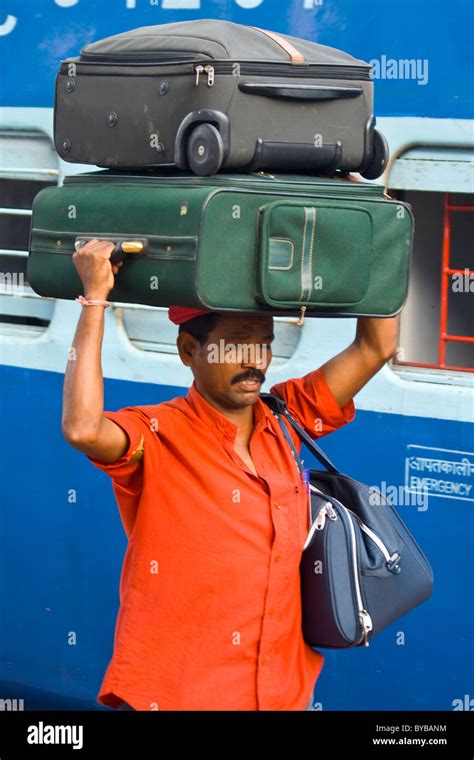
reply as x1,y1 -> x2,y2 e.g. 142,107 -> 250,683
168,306 -> 211,324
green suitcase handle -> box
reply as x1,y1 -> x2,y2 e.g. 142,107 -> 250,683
74,237 -> 147,265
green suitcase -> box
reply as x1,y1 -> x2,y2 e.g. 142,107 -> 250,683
28,171 -> 413,317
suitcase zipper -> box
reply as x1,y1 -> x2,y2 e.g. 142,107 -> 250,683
307,484 -> 373,646
66,58 -> 370,81
79,51 -> 201,63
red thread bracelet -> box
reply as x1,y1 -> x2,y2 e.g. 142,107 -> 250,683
76,295 -> 111,308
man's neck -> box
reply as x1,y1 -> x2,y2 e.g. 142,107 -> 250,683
196,385 -> 256,442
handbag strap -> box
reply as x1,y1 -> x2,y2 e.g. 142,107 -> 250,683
274,410 -> 304,476
260,392 -> 339,474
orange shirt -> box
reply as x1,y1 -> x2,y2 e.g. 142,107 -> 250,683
87,366 -> 355,710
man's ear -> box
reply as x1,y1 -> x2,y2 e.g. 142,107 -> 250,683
176,331 -> 197,367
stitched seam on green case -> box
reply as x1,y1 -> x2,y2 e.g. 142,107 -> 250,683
307,207 -> 316,301
300,207 -> 308,302
300,207 -> 315,302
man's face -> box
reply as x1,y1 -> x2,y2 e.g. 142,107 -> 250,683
177,314 -> 274,411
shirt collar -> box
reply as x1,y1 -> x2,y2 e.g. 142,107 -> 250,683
186,380 -> 278,441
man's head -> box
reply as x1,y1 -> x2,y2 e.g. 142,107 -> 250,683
170,308 -> 274,412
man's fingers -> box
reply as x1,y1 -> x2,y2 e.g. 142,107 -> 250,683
76,239 -> 115,255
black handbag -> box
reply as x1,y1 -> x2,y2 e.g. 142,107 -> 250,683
260,392 -> 434,649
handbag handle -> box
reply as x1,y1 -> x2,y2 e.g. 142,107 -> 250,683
260,392 -> 338,474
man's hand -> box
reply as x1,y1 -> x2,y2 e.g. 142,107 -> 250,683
320,315 -> 400,409
72,239 -> 124,300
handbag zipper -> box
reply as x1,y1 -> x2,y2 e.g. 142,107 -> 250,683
308,484 -> 373,646
314,501 -> 338,531
345,507 -> 401,573
302,500 -> 337,550
344,509 -> 373,646
310,485 -> 400,571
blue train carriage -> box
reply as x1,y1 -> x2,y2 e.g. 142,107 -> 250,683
0,0 -> 472,711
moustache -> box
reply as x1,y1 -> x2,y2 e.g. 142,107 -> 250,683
232,370 -> 265,385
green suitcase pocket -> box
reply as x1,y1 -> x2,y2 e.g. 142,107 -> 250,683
256,199 -> 373,308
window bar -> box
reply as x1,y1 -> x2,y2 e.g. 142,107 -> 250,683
438,193 -> 474,369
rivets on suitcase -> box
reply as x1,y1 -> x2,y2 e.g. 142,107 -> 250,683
61,139 -> 71,155
65,78 -> 75,93
159,80 -> 169,95
107,112 -> 118,127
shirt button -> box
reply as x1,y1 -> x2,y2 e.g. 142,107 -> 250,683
274,554 -> 281,562
274,503 -> 282,509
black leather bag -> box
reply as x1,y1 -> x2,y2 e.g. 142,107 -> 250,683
260,392 -> 434,649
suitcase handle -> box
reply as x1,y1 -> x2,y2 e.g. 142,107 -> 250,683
238,82 -> 363,101
246,138 -> 343,173
74,237 -> 147,265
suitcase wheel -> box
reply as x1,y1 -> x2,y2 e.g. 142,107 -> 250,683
360,128 -> 389,180
186,123 -> 224,176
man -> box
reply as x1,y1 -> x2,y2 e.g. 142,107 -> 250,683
62,239 -> 398,711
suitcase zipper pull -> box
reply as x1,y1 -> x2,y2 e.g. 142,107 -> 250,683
195,65 -> 204,85
194,64 -> 214,86
204,65 -> 215,86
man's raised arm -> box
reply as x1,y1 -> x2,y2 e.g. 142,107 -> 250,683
61,239 -> 132,465
319,315 -> 400,409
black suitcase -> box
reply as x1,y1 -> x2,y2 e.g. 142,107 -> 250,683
54,19 -> 388,178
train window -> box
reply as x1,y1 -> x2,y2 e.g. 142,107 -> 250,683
385,144 -> 474,377
391,190 -> 474,375
0,131 -> 58,335
118,303 -> 301,363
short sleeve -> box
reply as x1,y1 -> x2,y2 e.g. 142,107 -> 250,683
269,366 -> 355,440
86,407 -> 150,482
